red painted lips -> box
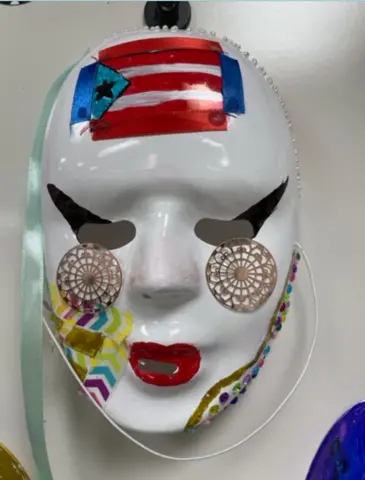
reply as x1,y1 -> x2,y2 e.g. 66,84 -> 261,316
130,342 -> 201,387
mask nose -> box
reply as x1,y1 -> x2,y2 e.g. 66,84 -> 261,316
129,203 -> 201,306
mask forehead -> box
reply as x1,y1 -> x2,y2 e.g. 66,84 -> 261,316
44,32 -> 295,214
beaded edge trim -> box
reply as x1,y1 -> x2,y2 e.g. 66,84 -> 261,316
185,249 -> 300,431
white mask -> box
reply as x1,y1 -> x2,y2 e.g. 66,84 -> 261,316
43,29 -> 299,434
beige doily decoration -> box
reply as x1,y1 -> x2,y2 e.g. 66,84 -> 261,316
56,243 -> 122,313
206,238 -> 277,312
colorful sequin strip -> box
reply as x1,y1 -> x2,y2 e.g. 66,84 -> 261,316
185,250 -> 300,431
48,283 -> 133,406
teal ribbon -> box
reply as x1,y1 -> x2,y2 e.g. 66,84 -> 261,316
21,62 -> 79,480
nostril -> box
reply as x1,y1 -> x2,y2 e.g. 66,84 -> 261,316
142,291 -> 177,300
140,289 -> 190,301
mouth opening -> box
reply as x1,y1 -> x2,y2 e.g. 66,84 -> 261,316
130,342 -> 201,386
138,359 -> 179,375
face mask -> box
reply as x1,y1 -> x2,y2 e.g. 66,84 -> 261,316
42,29 -> 300,435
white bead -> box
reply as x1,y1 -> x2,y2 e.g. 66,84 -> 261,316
171,25 -> 178,32
273,86 -> 278,93
292,138 -> 296,143
236,44 -> 241,50
259,66 -> 265,75
267,77 -> 273,84
199,28 -> 206,34
243,51 -> 250,58
223,36 -> 228,41
252,58 -> 258,66
187,27 -> 192,32
143,25 -> 149,30
210,31 -> 216,36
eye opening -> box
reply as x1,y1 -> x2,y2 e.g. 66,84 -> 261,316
78,221 -> 136,250
194,218 -> 254,247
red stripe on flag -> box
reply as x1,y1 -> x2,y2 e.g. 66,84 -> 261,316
91,110 -> 227,140
105,99 -> 223,118
102,49 -> 221,71
122,72 -> 222,96
99,37 -> 223,61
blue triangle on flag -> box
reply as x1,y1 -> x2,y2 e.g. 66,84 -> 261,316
91,64 -> 130,120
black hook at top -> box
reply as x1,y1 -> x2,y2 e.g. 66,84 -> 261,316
144,1 -> 191,30
0,1 -> 30,5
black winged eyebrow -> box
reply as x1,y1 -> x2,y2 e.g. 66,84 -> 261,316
233,176 -> 289,236
47,184 -> 111,236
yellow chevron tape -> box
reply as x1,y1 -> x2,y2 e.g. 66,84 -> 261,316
48,284 -> 132,390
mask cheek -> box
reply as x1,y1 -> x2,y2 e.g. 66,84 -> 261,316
205,238 -> 277,312
46,245 -> 133,408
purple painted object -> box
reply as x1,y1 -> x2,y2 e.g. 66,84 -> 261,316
306,402 -> 365,479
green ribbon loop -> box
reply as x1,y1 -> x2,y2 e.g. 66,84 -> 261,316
21,62 -> 79,480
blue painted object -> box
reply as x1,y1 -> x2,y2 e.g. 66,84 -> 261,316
306,402 -> 365,479
70,62 -> 98,125
91,64 -> 130,120
220,53 -> 245,114
70,62 -> 130,127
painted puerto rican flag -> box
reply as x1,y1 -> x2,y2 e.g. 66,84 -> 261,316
70,37 -> 245,141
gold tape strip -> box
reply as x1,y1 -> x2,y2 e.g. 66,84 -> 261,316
65,326 -> 104,357
69,358 -> 88,382
0,444 -> 30,480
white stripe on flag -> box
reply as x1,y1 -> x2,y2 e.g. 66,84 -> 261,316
108,90 -> 222,111
119,63 -> 221,79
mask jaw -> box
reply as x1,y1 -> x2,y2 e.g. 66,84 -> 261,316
186,248 -> 300,431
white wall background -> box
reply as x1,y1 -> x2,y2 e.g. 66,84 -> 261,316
1,2 -> 365,478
